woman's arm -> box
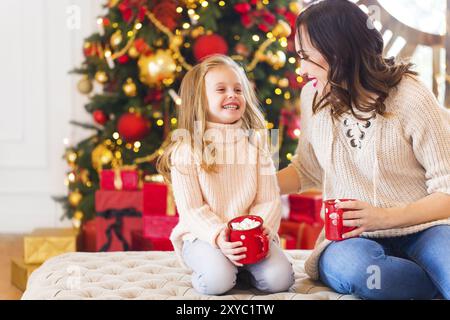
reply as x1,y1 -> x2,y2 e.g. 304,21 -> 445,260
277,166 -> 301,195
339,192 -> 450,238
385,192 -> 450,229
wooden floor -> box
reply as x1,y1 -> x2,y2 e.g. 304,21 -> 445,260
0,234 -> 24,300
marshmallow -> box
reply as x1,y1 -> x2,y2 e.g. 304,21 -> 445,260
231,217 -> 260,230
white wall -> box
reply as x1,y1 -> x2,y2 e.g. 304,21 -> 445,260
0,0 -> 104,232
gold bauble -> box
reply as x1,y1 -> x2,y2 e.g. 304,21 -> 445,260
77,76 -> 93,94
289,2 -> 302,15
123,78 -> 137,97
95,71 -> 108,84
138,49 -> 177,87
272,20 -> 292,38
110,30 -> 123,48
91,144 -> 114,171
68,190 -> 83,207
128,46 -> 140,59
72,210 -> 84,229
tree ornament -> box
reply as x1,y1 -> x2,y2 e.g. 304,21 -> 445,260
117,112 -> 150,142
72,210 -> 84,229
93,110 -> 108,125
272,20 -> 291,38
138,49 -> 176,87
91,144 -> 114,171
68,190 -> 83,207
128,45 -> 140,58
193,34 -> 228,61
77,76 -> 93,94
110,30 -> 123,48
95,71 -> 108,84
123,78 -> 137,97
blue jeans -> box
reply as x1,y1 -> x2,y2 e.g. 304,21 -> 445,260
182,239 -> 295,295
319,225 -> 450,300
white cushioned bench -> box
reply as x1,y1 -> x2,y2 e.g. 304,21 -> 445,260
22,250 -> 358,300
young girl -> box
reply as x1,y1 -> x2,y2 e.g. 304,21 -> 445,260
157,55 -> 295,295
278,0 -> 450,299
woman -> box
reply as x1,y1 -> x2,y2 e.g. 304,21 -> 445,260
277,0 -> 450,299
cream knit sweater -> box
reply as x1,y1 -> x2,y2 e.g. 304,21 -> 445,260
169,120 -> 281,266
290,75 -> 450,280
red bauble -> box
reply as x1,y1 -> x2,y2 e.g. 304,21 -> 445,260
93,110 -> 108,125
117,55 -> 130,64
117,113 -> 150,142
193,34 -> 229,61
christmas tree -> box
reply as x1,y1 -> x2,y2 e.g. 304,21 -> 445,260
61,0 -> 308,226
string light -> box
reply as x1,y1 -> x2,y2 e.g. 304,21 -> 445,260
219,1 -> 226,6
135,23 -> 142,30
252,35 -> 260,42
125,143 -> 132,149
171,118 -> 177,125
115,151 -> 122,159
68,172 -> 76,183
294,129 -> 301,137
156,119 -> 164,126
176,7 -> 183,13
134,141 -> 141,148
284,92 -> 291,100
112,132 -> 120,139
288,57 -> 296,64
297,76 -> 304,83
266,32 -> 273,39
116,139 -> 123,145
275,88 -> 282,95
265,98 -> 272,105
286,153 -> 293,160
183,23 -> 190,29
201,1 -> 209,7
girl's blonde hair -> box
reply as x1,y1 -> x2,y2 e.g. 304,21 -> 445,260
157,54 -> 266,183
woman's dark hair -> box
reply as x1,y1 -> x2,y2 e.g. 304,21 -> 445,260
296,0 -> 417,120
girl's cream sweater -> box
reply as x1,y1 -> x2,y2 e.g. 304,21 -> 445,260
169,120 -> 281,266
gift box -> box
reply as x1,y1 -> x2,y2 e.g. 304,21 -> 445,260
278,219 -> 322,250
23,228 -> 79,264
100,168 -> 140,191
10,258 -> 40,291
94,190 -> 143,251
81,219 -> 97,252
143,215 -> 179,238
288,191 -> 323,225
131,230 -> 174,251
143,182 -> 178,216
279,234 -> 296,250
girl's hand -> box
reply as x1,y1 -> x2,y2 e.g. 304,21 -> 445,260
216,228 -> 247,267
337,200 -> 391,239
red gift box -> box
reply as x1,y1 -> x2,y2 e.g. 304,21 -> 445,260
143,215 -> 179,238
94,190 -> 143,251
100,170 -> 116,190
100,169 -> 139,191
278,219 -> 322,250
288,191 -> 323,225
131,229 -> 174,251
81,219 -> 97,252
143,182 -> 178,216
279,234 -> 296,249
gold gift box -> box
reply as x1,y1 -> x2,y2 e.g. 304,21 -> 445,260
10,258 -> 40,291
23,228 -> 78,264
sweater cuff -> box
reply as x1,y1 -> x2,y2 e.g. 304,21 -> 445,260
209,224 -> 227,249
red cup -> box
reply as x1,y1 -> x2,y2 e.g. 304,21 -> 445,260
228,215 -> 269,265
324,199 -> 357,241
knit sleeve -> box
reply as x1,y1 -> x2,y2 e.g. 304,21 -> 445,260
398,77 -> 450,195
248,140 -> 282,240
288,82 -> 323,193
170,144 -> 227,248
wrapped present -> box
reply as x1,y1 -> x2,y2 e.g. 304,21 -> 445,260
95,208 -> 142,252
131,230 -> 174,251
278,219 -> 322,250
100,166 -> 140,191
288,191 -> 323,225
143,215 -> 179,238
143,182 -> 177,216
10,258 -> 41,291
23,228 -> 79,264
94,190 -> 143,251
81,219 -> 97,252
279,234 -> 296,249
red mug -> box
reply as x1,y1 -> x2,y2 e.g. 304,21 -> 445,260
324,199 -> 357,241
228,215 -> 269,265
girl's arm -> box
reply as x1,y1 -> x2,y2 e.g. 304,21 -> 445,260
277,166 -> 301,195
171,145 -> 227,247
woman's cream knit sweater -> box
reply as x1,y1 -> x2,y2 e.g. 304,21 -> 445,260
169,120 -> 282,267
290,75 -> 450,280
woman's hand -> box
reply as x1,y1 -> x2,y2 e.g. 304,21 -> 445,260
216,228 -> 247,267
337,200 -> 392,238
